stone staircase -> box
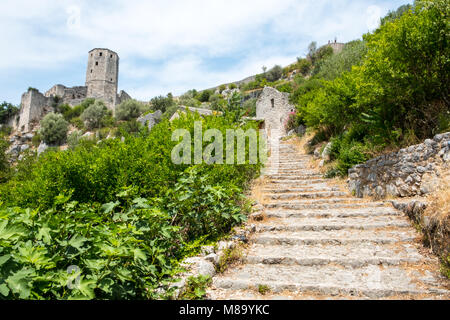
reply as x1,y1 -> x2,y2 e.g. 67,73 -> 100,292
207,139 -> 449,300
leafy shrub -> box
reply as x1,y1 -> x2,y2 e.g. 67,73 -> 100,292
196,90 -> 213,103
265,65 -> 283,82
70,117 -> 85,130
276,82 -> 293,93
335,141 -> 368,176
31,133 -> 41,147
0,194 -> 182,299
115,100 -> 145,121
67,131 -> 82,150
118,119 -> 142,136
150,94 -> 175,113
242,98 -> 257,117
80,101 -> 110,130
55,103 -> 71,115
0,133 -> 10,183
63,98 -> 95,121
0,112 -> 262,299
39,113 -> 69,145
229,83 -> 237,90
297,59 -> 312,76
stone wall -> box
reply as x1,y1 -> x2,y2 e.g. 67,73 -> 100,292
256,86 -> 295,138
348,132 -> 450,198
16,89 -> 52,133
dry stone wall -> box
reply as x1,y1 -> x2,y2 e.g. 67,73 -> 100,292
348,132 -> 450,198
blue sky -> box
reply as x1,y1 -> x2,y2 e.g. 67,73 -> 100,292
0,0 -> 412,105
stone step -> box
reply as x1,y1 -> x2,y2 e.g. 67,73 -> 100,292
244,242 -> 424,267
253,229 -> 418,245
265,207 -> 402,219
268,179 -> 330,185
257,216 -> 411,231
212,264 -> 448,299
267,191 -> 349,200
263,186 -> 340,193
265,201 -> 387,210
266,174 -> 323,180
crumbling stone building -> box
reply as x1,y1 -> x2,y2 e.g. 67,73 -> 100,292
12,48 -> 131,133
256,86 -> 296,138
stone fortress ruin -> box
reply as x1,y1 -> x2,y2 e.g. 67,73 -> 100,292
11,48 -> 131,133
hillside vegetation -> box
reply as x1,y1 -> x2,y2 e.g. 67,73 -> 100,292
0,105 -> 262,299
289,0 -> 449,176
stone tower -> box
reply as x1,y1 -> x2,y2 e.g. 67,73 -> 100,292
85,48 -> 119,111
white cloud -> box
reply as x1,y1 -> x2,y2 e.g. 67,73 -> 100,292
0,0 -> 411,103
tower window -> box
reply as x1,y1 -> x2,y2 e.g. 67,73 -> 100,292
110,78 -> 113,81
271,99 -> 275,108
90,69 -> 93,73
95,62 -> 98,66
110,54 -> 113,58
99,52 -> 103,57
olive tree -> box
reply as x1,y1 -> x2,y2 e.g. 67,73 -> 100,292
39,113 -> 69,145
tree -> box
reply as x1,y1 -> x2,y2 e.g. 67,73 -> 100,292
381,4 -> 412,25
315,40 -> 367,80
307,41 -> 317,62
297,59 -> 312,76
151,94 -> 175,113
265,65 -> 283,82
80,101 -> 110,130
0,102 -> 18,124
40,112 -> 69,145
262,66 -> 267,75
116,99 -> 145,121
359,0 -> 449,141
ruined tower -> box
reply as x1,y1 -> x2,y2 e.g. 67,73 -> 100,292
85,48 -> 119,111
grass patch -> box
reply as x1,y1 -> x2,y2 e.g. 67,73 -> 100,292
179,275 -> 212,300
216,247 -> 244,274
257,284 -> 271,295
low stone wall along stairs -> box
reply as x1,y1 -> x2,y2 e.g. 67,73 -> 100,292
207,139 -> 449,300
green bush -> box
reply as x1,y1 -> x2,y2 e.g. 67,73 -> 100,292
56,104 -> 71,115
298,59 -> 312,76
0,112 -> 262,299
67,131 -> 82,150
80,101 -> 110,130
39,113 -> 69,145
0,133 -> 10,183
151,94 -> 175,113
70,117 -> 85,130
63,98 -> 95,121
0,102 -> 18,124
31,133 -> 41,148
118,119 -> 142,136
242,98 -> 257,117
115,100 -> 145,121
265,65 -> 283,82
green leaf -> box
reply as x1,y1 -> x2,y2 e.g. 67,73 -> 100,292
76,278 -> 97,299
37,225 -> 52,244
102,201 -> 120,214
0,254 -> 11,267
133,248 -> 147,261
132,198 -> 150,209
6,268 -> 34,299
0,283 -> 10,297
68,235 -> 88,251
